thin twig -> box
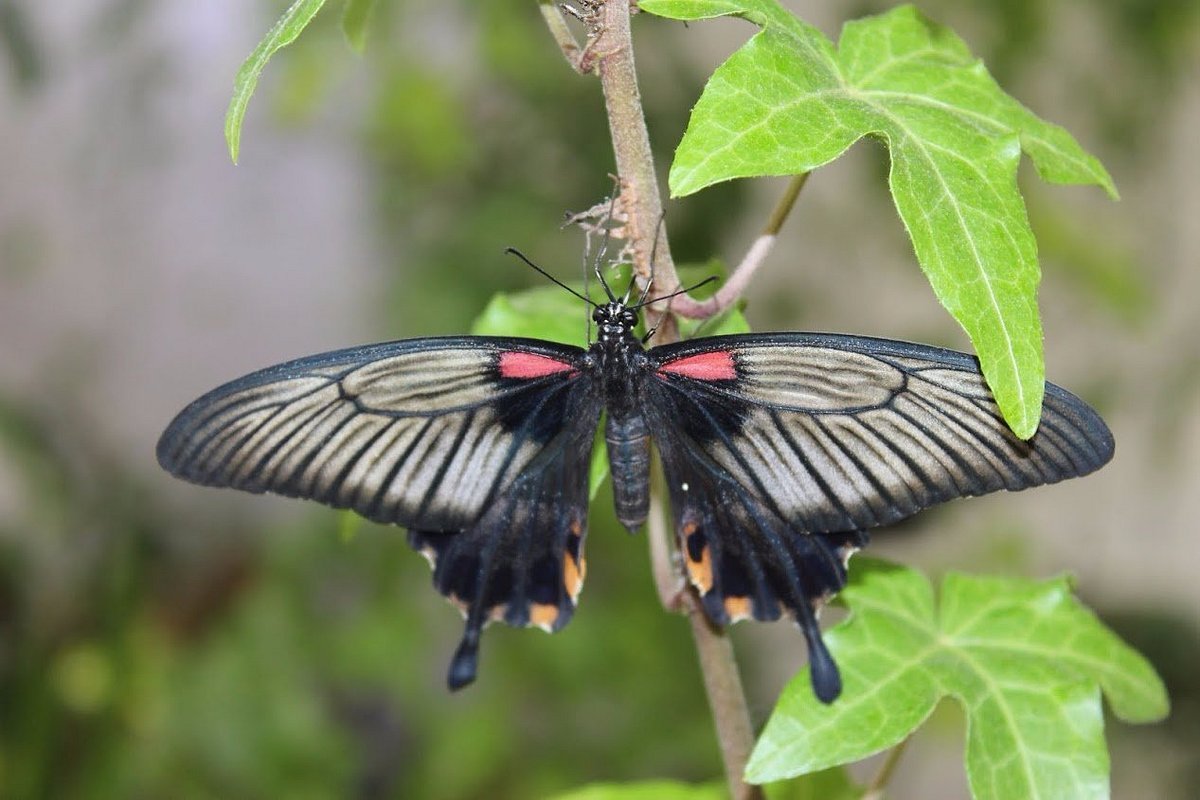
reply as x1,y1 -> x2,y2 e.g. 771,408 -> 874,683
672,172 -> 810,319
539,2 -> 587,72
863,736 -> 912,800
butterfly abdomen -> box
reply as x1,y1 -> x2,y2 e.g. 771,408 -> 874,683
606,410 -> 651,531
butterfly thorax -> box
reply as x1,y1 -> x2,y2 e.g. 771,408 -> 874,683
590,301 -> 652,531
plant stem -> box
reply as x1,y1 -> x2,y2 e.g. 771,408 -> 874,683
538,2 -> 586,72
592,3 -> 675,299
542,4 -> 762,798
863,736 -> 911,800
671,172 -> 810,319
685,596 -> 761,800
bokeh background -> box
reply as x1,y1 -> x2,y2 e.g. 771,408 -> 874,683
1,1 -> 1197,797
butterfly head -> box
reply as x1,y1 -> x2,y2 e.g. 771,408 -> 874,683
592,301 -> 640,344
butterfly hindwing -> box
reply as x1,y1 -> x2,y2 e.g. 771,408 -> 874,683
642,332 -> 1114,701
410,371 -> 601,687
157,336 -> 602,687
643,396 -> 867,702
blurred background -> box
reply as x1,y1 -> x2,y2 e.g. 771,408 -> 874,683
1,0 -> 1197,797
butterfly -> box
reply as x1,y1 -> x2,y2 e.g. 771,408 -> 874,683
156,264 -> 1114,703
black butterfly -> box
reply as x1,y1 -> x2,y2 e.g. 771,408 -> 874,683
156,270 -> 1113,703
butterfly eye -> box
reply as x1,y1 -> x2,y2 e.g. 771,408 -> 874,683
622,310 -> 638,326
592,307 -> 606,322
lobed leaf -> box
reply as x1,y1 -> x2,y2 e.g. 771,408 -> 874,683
547,781 -> 725,800
341,0 -> 376,54
638,1 -> 1117,438
746,559 -> 1169,800
226,0 -> 330,163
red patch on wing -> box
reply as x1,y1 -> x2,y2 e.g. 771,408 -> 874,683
498,351 -> 576,379
658,350 -> 737,381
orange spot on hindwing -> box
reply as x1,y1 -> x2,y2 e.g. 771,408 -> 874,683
563,519 -> 586,602
681,522 -> 713,594
530,603 -> 559,631
723,596 -> 752,622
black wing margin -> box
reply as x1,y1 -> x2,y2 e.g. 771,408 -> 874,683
157,336 -> 602,687
643,332 -> 1114,703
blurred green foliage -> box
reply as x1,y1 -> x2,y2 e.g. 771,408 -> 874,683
0,0 -> 1193,798
0,394 -> 721,798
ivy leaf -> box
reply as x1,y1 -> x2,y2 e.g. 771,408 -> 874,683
764,768 -> 862,800
342,0 -> 376,54
746,560 -> 1169,800
544,770 -> 861,800
470,282 -> 594,347
638,1 -> 1117,439
547,780 -> 725,800
226,0 -> 330,164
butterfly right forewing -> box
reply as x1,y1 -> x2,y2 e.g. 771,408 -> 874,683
158,335 -> 604,688
157,336 -> 590,530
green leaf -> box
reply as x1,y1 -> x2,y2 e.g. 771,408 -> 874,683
746,560 -> 1169,800
226,0 -> 330,164
763,768 -> 862,800
548,781 -> 725,800
470,283 -> 594,347
639,1 -> 1117,439
341,0 -> 376,54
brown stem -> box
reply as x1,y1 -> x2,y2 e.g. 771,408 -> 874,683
647,455 -> 684,611
590,1 -> 681,335
539,3 -> 761,797
685,594 -> 762,800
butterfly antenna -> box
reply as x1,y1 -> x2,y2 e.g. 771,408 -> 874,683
639,275 -> 719,343
582,236 -> 594,344
630,275 -> 718,312
505,247 -> 596,307
591,191 -> 620,303
629,210 -> 667,306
